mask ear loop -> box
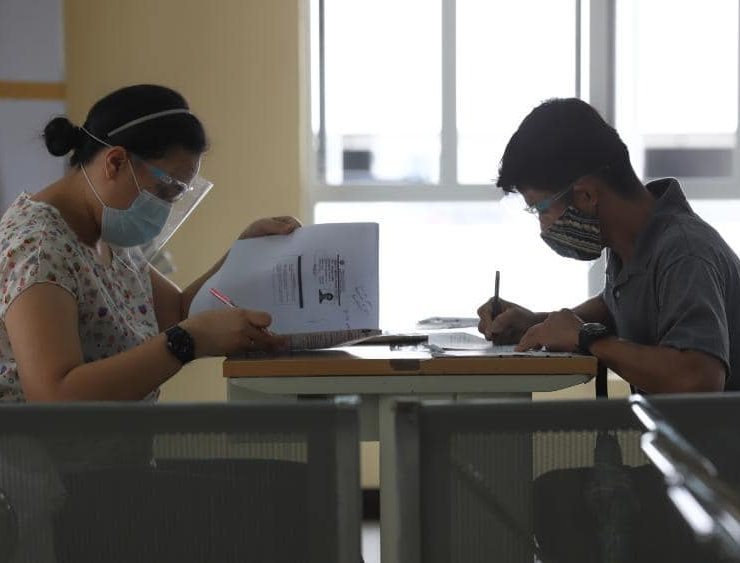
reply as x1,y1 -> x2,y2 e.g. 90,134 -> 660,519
127,159 -> 144,195
83,161 -> 154,273
80,163 -> 108,208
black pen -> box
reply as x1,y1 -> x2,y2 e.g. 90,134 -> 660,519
491,270 -> 501,319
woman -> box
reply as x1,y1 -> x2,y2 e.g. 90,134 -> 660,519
0,84 -> 297,402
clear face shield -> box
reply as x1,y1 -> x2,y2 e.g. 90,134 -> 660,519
79,108 -> 213,264
135,158 -> 214,262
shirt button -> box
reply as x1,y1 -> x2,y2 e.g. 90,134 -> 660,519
615,289 -> 621,299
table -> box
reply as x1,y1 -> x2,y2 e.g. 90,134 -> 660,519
224,345 -> 598,563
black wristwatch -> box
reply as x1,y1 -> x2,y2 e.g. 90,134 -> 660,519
165,325 -> 195,364
578,323 -> 611,355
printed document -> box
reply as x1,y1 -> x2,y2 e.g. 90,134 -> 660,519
189,223 -> 379,348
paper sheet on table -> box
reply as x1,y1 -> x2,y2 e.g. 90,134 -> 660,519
189,223 -> 379,348
427,332 -> 492,350
416,316 -> 479,329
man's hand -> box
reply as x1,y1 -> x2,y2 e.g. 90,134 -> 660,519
240,216 -> 302,239
516,309 -> 584,352
477,298 -> 544,344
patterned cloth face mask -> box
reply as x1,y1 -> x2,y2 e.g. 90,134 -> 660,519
540,205 -> 605,261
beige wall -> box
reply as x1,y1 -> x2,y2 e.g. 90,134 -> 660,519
65,0 -> 306,400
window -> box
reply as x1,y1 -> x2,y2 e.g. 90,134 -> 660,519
321,0 -> 441,184
309,1 -> 740,328
316,0 -> 578,188
456,0 -> 578,184
314,200 -> 591,328
615,0 -> 739,180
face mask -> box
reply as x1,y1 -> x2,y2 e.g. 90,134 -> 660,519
541,205 -> 604,261
81,162 -> 173,247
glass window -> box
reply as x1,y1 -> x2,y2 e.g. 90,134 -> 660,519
321,0 -> 442,184
315,201 -> 591,329
691,199 -> 740,253
616,0 -> 739,179
457,0 -> 578,184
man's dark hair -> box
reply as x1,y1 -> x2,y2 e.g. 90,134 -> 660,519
496,98 -> 642,197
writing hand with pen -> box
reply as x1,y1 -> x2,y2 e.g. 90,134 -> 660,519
476,271 -> 584,351
477,296 -> 543,345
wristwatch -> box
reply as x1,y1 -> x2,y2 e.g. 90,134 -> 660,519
165,325 -> 195,364
578,323 -> 611,355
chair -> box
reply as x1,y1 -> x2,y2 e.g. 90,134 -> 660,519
0,400 -> 361,563
0,486 -> 17,563
391,394 -> 740,563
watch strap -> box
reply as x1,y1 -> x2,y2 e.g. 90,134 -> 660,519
165,325 -> 195,364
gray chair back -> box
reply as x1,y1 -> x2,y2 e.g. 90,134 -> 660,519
0,400 -> 361,563
392,394 -> 740,563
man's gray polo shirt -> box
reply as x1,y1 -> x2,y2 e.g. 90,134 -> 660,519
602,178 -> 740,390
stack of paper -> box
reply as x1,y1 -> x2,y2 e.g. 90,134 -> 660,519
189,223 -> 380,350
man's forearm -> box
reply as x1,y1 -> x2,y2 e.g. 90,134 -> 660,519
589,337 -> 724,393
572,295 -> 612,325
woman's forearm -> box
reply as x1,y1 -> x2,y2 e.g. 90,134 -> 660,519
34,334 -> 182,402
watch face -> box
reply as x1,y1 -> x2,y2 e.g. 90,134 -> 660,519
583,323 -> 606,337
167,326 -> 195,363
579,323 -> 609,354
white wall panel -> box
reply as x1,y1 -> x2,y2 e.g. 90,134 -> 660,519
0,0 -> 65,211
0,100 -> 66,211
0,0 -> 64,81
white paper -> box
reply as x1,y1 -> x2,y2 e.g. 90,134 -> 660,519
189,223 -> 379,338
416,316 -> 479,329
286,328 -> 382,350
427,332 -> 491,350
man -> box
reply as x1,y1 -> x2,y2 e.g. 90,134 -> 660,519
477,98 -> 740,393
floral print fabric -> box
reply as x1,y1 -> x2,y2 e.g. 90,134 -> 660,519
0,193 -> 160,401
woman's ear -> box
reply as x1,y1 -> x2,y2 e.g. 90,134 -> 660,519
102,147 -> 128,181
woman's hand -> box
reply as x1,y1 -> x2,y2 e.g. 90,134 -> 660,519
180,308 -> 287,357
239,216 -> 302,239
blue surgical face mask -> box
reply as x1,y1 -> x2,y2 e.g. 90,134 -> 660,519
81,161 -> 173,247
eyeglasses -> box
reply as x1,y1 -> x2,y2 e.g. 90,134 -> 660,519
135,157 -> 193,203
524,185 -> 573,216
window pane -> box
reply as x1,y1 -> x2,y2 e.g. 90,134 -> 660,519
322,0 -> 441,184
456,0 -> 577,185
690,200 -> 740,263
315,201 -> 590,329
616,0 -> 738,179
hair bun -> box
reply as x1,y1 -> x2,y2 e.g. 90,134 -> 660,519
43,116 -> 84,157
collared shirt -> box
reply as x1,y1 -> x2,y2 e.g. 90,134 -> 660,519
603,178 -> 740,390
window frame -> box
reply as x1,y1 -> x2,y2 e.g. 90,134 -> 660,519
306,0 -> 740,205
307,0 -> 589,205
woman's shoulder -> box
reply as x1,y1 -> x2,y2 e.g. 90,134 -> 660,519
0,192 -> 74,245
0,194 -> 84,307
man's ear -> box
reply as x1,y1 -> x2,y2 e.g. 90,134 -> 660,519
102,147 -> 128,181
572,177 -> 600,213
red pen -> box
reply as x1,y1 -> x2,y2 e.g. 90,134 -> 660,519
209,287 -> 279,341
209,288 -> 238,309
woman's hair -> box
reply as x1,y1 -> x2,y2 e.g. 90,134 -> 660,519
43,84 -> 208,167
